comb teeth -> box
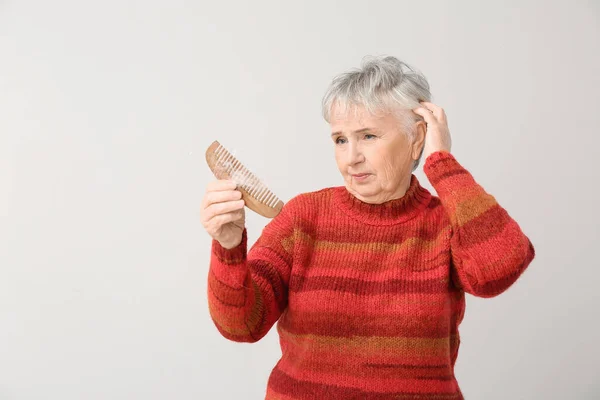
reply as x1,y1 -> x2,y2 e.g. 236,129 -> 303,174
212,143 -> 281,208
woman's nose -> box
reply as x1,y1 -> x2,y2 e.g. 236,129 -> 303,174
347,143 -> 365,165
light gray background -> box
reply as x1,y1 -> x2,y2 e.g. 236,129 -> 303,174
1,1 -> 599,399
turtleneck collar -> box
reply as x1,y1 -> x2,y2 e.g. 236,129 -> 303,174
332,174 -> 432,226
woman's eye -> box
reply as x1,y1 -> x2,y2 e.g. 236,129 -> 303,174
364,134 -> 376,140
335,137 -> 347,144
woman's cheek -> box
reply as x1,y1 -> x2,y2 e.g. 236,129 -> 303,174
381,156 -> 397,181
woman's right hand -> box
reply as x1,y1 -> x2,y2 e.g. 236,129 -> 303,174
201,180 -> 246,249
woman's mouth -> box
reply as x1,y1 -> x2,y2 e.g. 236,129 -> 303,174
351,173 -> 372,182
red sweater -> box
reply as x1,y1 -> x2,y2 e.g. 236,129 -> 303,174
207,151 -> 535,399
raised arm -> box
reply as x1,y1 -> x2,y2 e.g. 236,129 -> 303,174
424,151 -> 535,297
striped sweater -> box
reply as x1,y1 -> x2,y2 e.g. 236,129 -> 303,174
207,151 -> 535,399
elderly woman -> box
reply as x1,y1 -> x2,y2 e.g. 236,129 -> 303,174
201,56 -> 535,399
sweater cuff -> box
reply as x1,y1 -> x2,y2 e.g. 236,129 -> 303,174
423,151 -> 476,197
212,229 -> 248,266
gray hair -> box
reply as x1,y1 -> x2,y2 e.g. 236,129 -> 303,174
321,56 -> 432,171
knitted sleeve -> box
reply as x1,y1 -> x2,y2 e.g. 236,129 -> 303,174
207,200 -> 295,342
423,151 -> 535,298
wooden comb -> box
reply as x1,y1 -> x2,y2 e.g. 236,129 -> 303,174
205,140 -> 284,218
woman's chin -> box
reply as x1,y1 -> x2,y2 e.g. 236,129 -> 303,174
346,182 -> 380,201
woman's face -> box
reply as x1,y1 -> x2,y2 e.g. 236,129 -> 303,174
329,104 -> 425,204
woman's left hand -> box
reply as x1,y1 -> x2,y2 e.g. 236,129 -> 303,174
413,102 -> 452,161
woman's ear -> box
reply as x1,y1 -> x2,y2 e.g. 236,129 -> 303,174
412,120 -> 427,161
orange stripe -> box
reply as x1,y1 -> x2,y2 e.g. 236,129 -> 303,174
294,228 -> 451,256
451,190 -> 497,227
278,327 -> 451,358
290,291 -> 460,316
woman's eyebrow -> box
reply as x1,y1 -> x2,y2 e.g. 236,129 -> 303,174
331,128 -> 374,136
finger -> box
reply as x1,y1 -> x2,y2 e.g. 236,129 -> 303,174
210,211 -> 244,230
206,179 -> 237,193
204,199 -> 245,221
420,102 -> 446,122
202,199 -> 244,225
412,107 -> 437,125
204,190 -> 242,208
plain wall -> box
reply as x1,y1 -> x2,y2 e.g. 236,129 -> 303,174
1,1 -> 599,399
